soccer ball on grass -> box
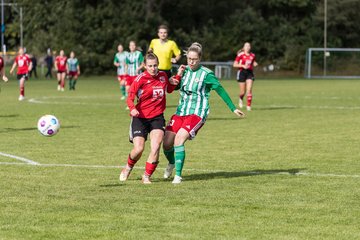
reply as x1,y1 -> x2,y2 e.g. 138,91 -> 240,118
37,115 -> 60,136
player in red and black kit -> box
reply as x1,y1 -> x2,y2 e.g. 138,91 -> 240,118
119,52 -> 179,184
0,56 -> 8,84
55,50 -> 67,91
233,42 -> 258,111
9,47 -> 32,101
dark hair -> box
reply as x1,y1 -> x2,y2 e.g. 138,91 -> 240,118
158,24 -> 168,32
187,42 -> 203,58
145,52 -> 159,64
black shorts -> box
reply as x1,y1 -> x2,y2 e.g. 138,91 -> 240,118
237,69 -> 255,82
159,69 -> 171,79
17,73 -> 29,80
129,114 -> 165,142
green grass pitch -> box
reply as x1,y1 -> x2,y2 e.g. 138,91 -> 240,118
0,76 -> 359,239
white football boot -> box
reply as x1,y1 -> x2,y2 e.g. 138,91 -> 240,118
163,164 -> 175,179
142,175 -> 152,184
238,98 -> 243,108
246,106 -> 251,111
18,95 -> 25,101
119,167 -> 133,182
172,175 -> 182,184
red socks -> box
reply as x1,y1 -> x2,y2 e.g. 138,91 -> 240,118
144,161 -> 158,176
20,86 -> 25,96
127,155 -> 137,168
247,94 -> 252,107
239,94 -> 245,100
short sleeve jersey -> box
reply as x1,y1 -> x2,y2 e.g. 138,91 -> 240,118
127,71 -> 176,119
15,55 -> 31,74
175,66 -> 236,120
149,39 -> 181,70
67,58 -> 79,72
55,56 -> 67,72
126,51 -> 144,76
114,51 -> 128,75
234,52 -> 256,71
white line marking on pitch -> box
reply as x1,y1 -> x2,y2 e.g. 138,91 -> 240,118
0,152 -> 39,165
0,161 -> 359,179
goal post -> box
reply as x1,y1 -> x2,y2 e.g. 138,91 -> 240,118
305,48 -> 360,79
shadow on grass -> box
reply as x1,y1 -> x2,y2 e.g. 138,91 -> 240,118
0,125 -> 80,133
184,168 -> 305,181
99,183 -> 123,188
0,114 -> 20,118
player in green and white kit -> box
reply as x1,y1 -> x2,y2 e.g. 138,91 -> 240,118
67,51 -> 80,90
163,42 -> 245,184
114,44 -> 128,100
125,41 -> 144,93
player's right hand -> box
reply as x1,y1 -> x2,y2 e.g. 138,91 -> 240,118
233,109 -> 245,118
2,75 -> 8,82
130,109 -> 139,117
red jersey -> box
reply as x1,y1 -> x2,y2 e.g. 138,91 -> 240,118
235,52 -> 256,71
0,56 -> 4,70
127,70 -> 176,119
15,55 -> 31,74
55,56 -> 67,71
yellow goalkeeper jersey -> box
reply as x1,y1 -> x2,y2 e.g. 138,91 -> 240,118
149,39 -> 181,70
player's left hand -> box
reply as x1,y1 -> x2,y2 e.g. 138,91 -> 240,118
233,109 -> 245,118
2,75 -> 8,82
171,58 -> 177,64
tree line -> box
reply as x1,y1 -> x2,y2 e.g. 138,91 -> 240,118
3,0 -> 360,75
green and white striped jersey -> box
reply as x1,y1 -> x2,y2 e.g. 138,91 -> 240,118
126,51 -> 144,76
67,58 -> 79,72
175,65 -> 236,120
114,51 -> 128,75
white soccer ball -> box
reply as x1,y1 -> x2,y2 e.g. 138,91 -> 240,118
37,115 -> 60,137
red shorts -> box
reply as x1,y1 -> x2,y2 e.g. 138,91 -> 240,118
126,75 -> 137,86
68,71 -> 78,77
165,114 -> 205,139
117,74 -> 126,81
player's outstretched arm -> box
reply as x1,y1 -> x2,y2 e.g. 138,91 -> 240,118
9,62 -> 17,75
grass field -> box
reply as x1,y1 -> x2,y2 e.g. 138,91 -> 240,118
0,75 -> 360,239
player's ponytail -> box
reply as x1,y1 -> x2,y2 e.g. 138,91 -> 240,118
187,42 -> 203,58
145,52 -> 159,64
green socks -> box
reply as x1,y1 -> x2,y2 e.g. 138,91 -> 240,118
120,85 -> 126,96
164,147 -> 175,164
174,145 -> 185,177
69,79 -> 77,90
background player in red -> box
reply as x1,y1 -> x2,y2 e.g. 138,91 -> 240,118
0,55 -> 8,83
233,42 -> 258,111
9,47 -> 32,101
55,50 -> 67,91
119,53 -> 179,184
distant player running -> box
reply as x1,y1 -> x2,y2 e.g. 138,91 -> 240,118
148,24 -> 181,78
114,44 -> 128,100
0,56 -> 8,83
233,42 -> 258,111
67,51 -> 80,90
163,43 -> 245,184
9,47 -> 32,101
119,53 -> 179,184
55,50 -> 67,91
125,41 -> 144,94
